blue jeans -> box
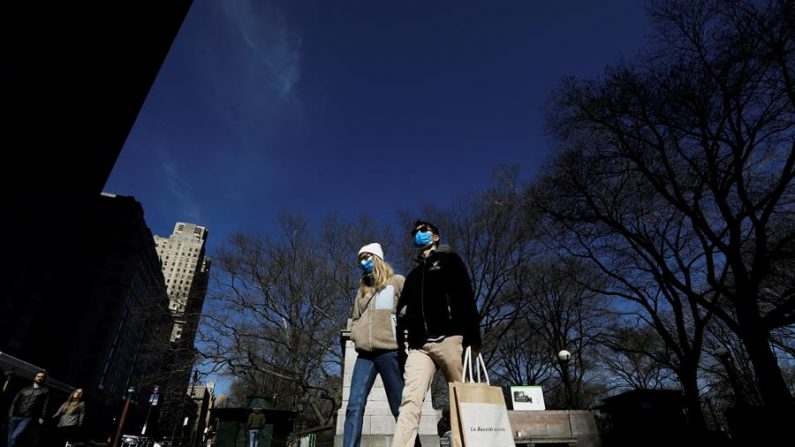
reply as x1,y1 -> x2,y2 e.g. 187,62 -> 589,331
7,416 -> 33,447
343,350 -> 405,447
248,429 -> 260,447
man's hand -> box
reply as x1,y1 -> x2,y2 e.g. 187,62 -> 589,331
38,418 -> 44,425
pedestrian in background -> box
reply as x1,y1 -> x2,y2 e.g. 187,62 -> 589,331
52,388 -> 85,447
7,370 -> 50,447
246,407 -> 265,447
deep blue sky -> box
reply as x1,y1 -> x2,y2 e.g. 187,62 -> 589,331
105,0 -> 650,251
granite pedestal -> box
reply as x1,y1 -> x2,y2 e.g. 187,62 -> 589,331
335,321 -> 440,447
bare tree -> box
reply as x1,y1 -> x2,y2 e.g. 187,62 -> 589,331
516,259 -> 611,410
198,214 -> 391,426
491,320 -> 556,389
540,0 -> 795,410
598,323 -> 679,392
529,157 -> 719,428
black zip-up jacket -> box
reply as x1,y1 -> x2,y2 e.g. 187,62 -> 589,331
397,244 -> 481,349
9,385 -> 50,419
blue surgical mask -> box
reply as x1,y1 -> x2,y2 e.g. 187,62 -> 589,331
360,258 -> 374,274
414,231 -> 433,248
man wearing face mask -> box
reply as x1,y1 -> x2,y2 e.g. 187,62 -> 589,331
391,221 -> 481,447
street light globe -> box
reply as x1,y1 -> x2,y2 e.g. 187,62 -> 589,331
558,350 -> 572,363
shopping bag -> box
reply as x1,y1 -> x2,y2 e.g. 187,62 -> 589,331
449,347 -> 515,447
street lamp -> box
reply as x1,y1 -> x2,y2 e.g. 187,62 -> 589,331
188,371 -> 199,447
172,370 -> 200,447
557,350 -> 574,410
142,386 -> 160,436
113,386 -> 137,447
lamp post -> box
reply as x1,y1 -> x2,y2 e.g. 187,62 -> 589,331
557,350 -> 574,410
113,386 -> 137,447
172,369 -> 199,447
142,386 -> 160,436
188,371 -> 199,447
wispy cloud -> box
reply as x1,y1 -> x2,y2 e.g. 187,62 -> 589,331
224,0 -> 301,102
157,148 -> 203,223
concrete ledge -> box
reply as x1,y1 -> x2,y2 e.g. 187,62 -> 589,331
515,437 -> 576,446
509,410 -> 601,447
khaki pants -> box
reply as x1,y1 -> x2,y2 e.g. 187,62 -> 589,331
391,335 -> 463,447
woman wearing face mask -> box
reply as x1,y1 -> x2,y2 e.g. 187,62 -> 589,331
344,243 -> 415,447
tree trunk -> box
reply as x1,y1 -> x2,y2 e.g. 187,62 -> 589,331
679,363 -> 707,432
736,300 -> 793,409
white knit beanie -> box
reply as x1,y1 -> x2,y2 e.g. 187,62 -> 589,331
358,243 -> 384,260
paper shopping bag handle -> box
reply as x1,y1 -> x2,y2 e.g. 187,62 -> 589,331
461,346 -> 490,385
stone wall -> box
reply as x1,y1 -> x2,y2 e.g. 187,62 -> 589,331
509,410 -> 601,447
335,322 -> 440,447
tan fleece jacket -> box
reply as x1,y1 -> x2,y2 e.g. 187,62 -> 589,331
350,274 -> 405,352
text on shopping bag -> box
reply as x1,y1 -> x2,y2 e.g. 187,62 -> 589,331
459,402 -> 515,445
